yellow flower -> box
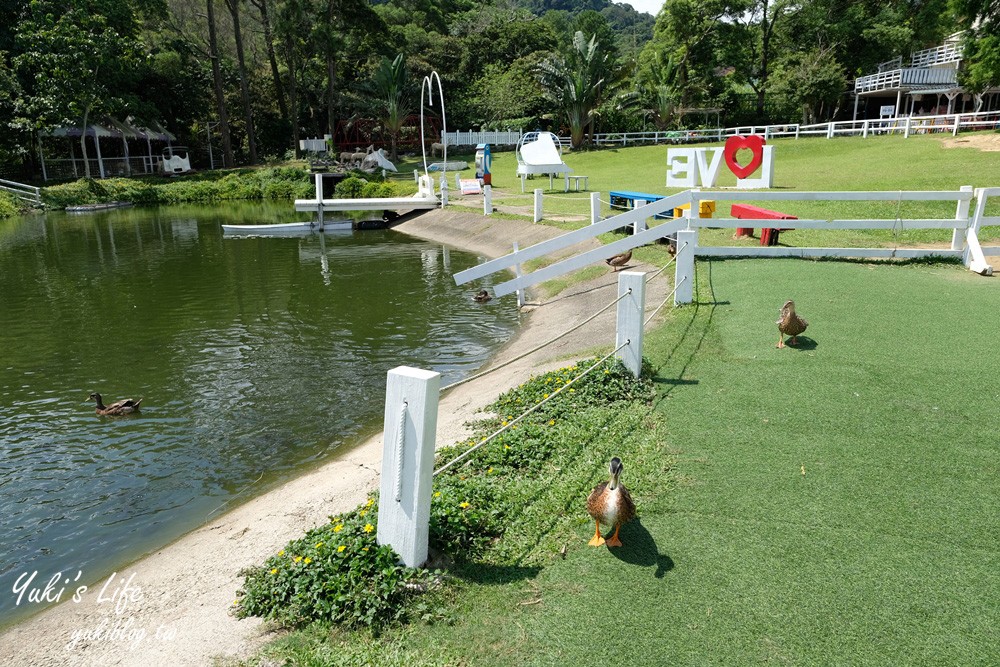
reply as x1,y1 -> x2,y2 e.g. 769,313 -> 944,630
487,467 -> 494,473
278,550 -> 285,556
366,498 -> 374,508
362,547 -> 369,552
548,420 -> 555,426
337,545 -> 346,553
504,445 -> 510,450
501,420 -> 508,427
304,557 -> 312,565
333,524 -> 343,533
294,556 -> 302,563
543,393 -> 549,399
433,491 -> 441,498
359,509 -> 367,517
315,542 -> 324,549
270,568 -> 278,575
569,389 -> 575,393
363,523 -> 374,533
459,501 -> 471,509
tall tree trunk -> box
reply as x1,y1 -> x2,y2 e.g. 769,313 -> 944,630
325,0 -> 337,138
207,0 -> 234,168
283,35 -> 301,158
226,0 -> 258,164
250,0 -> 288,121
80,103 -> 92,179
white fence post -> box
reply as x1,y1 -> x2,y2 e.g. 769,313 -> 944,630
513,241 -> 524,308
376,366 -> 440,568
904,116 -> 912,138
953,185 -> 973,251
590,191 -> 601,225
439,177 -> 448,208
674,229 -> 697,305
634,199 -> 647,235
484,184 -> 493,216
953,115 -> 961,136
965,189 -> 995,276
455,173 -> 461,191
533,188 -> 543,223
615,271 -> 646,378
413,169 -> 419,183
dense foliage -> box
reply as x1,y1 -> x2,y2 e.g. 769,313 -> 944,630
235,356 -> 657,630
0,0 -> 984,176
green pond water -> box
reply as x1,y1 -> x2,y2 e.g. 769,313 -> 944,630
0,202 -> 519,627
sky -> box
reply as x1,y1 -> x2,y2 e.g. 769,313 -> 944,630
621,0 -> 665,16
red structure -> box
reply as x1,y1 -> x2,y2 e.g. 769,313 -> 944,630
731,203 -> 797,246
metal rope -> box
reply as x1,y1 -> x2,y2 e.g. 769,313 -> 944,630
394,401 -> 407,502
440,289 -> 632,392
644,276 -> 688,326
433,341 -> 628,477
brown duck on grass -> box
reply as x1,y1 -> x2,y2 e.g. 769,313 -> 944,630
605,250 -> 632,272
586,457 -> 636,548
89,392 -> 143,416
776,300 -> 808,348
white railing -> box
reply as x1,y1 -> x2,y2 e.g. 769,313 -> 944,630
910,43 -> 962,68
441,130 -> 523,146
456,186 -> 995,298
0,178 -> 41,206
588,110 -> 1000,147
854,66 -> 957,93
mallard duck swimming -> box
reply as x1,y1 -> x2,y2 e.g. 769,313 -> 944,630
586,457 -> 636,548
473,289 -> 492,303
89,392 -> 143,416
776,300 -> 808,348
605,250 -> 632,272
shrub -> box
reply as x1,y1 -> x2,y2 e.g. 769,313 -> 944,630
236,497 -> 435,630
0,191 -> 20,218
335,176 -> 367,199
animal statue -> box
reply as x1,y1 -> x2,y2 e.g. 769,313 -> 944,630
586,457 -> 636,548
605,250 -> 633,272
89,392 -> 143,416
338,151 -> 354,163
776,300 -> 808,348
431,142 -> 445,157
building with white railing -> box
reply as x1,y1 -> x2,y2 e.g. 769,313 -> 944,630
852,32 -> 1000,121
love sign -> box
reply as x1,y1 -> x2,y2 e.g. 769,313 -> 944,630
666,135 -> 774,189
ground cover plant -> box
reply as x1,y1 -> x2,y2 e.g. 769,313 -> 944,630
0,191 -> 21,218
248,257 -> 998,667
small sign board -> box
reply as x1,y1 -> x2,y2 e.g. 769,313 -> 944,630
459,179 -> 482,195
879,105 -> 896,117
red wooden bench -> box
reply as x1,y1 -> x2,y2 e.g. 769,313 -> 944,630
730,203 -> 797,246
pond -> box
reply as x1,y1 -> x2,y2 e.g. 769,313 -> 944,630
0,201 -> 518,627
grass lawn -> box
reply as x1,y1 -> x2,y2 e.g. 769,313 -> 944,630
306,257 -> 999,667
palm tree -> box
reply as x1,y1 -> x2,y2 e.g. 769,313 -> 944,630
537,31 -> 620,149
372,54 -> 412,162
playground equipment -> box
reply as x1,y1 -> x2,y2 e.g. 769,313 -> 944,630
515,131 -> 572,192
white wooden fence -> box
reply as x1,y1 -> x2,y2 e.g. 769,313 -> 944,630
454,186 -> 997,300
441,130 -> 522,146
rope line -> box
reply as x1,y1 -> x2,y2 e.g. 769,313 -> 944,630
440,289 -> 632,392
394,401 -> 407,502
645,242 -> 687,283
644,276 -> 687,326
433,341 -> 628,477
890,190 -> 903,259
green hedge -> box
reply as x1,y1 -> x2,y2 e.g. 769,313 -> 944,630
0,191 -> 21,218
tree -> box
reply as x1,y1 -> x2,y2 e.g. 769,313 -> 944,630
205,0 -> 234,168
371,53 -> 412,161
953,0 -> 1000,98
225,0 -> 258,163
771,45 -> 846,123
14,0 -> 145,178
538,31 -> 621,148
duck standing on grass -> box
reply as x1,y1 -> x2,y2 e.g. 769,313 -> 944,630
776,300 -> 808,348
587,457 -> 636,548
89,392 -> 143,416
605,250 -> 632,272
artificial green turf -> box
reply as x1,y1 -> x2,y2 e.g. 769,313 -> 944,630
385,258 -> 999,666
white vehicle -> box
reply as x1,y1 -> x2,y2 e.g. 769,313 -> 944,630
162,146 -> 193,175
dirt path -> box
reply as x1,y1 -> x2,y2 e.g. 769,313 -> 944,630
0,209 -> 672,666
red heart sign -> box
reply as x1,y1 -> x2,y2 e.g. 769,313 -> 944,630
724,135 -> 766,180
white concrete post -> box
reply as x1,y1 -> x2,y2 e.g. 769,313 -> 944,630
674,229 -> 697,305
953,185 -> 973,251
590,192 -> 601,225
794,124 -> 800,140
484,185 -> 493,216
615,271 -> 646,378
904,116 -> 912,138
513,241 -> 524,308
376,366 -> 440,568
413,169 -> 419,183
826,123 -> 834,139
439,177 -> 448,208
533,188 -> 543,223
455,173 -> 461,191
953,115 -> 960,136
863,120 -> 869,138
